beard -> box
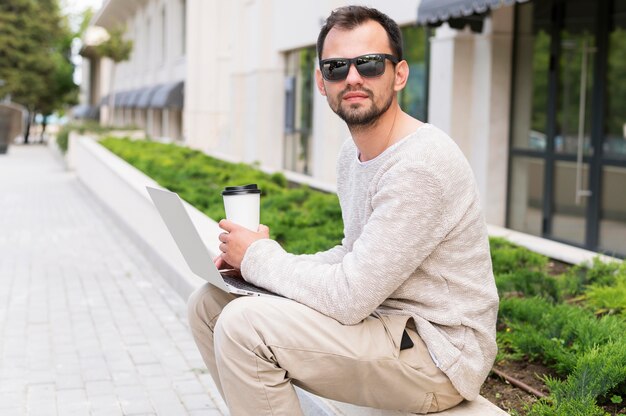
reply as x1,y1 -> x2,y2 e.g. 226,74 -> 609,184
333,87 -> 394,128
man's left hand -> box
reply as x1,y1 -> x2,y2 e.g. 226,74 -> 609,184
218,220 -> 270,270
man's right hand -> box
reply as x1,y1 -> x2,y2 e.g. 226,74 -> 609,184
213,254 -> 242,277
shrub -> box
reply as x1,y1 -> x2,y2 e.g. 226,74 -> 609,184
100,137 -> 343,254
557,258 -> 623,298
490,237 -> 549,275
496,269 -> 559,301
585,274 -> 626,316
527,341 -> 626,415
500,297 -> 625,370
56,124 -> 71,153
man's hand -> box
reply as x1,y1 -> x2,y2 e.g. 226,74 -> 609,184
217,220 -> 270,270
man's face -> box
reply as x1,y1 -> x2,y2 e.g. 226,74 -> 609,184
316,20 -> 398,128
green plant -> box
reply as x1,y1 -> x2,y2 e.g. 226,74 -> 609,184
527,341 -> 626,415
585,274 -> 626,316
100,137 -> 344,254
499,297 -> 625,374
496,269 -> 559,301
56,124 -> 71,152
557,258 -> 623,298
490,237 -> 549,275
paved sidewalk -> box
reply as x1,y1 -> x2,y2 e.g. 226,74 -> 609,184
0,145 -> 227,415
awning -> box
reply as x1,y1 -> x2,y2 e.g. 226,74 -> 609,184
127,87 -> 150,108
149,81 -> 184,109
114,90 -> 132,107
121,90 -> 138,108
417,0 -> 529,25
71,104 -> 98,120
136,85 -> 161,109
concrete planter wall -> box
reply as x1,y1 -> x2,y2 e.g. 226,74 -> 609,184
69,135 -> 221,300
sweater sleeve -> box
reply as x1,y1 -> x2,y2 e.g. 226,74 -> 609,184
295,239 -> 348,264
241,165 -> 450,325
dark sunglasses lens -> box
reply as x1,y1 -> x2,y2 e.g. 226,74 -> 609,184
356,55 -> 385,77
322,59 -> 349,81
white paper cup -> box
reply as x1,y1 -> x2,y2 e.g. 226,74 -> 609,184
222,184 -> 261,231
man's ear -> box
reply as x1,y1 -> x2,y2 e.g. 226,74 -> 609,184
315,69 -> 327,96
393,60 -> 410,92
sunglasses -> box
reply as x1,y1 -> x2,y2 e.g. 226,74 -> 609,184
319,53 -> 399,81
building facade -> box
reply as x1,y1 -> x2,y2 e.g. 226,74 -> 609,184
83,0 -> 626,257
81,0 -> 187,141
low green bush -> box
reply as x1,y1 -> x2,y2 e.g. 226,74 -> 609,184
490,237 -> 549,275
585,273 -> 626,316
557,258 -> 622,298
527,340 -> 626,416
496,269 -> 559,301
100,137 -> 343,254
499,296 -> 626,414
56,121 -> 141,153
56,124 -> 71,153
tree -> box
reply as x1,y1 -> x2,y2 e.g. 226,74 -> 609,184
0,0 -> 78,143
94,26 -> 133,126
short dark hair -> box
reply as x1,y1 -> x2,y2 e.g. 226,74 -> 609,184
317,6 -> 403,61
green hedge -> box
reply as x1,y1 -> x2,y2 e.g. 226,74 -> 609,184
100,137 -> 343,254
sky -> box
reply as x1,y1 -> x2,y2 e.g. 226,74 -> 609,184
60,0 -> 104,85
61,0 -> 103,31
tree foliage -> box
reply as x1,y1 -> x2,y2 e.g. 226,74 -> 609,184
94,26 -> 133,63
0,0 -> 78,116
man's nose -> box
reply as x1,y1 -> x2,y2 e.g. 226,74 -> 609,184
345,62 -> 364,86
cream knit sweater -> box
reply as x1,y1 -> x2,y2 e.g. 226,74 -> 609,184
241,123 -> 499,401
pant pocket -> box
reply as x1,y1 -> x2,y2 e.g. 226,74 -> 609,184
372,313 -> 411,356
416,392 -> 438,414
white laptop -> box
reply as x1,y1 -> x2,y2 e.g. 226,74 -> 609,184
146,186 -> 279,297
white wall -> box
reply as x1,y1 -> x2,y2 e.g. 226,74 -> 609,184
186,0 -> 421,183
98,0 -> 187,95
428,7 -> 514,226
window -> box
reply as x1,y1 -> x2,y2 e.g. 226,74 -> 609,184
284,47 -> 316,175
399,25 -> 429,121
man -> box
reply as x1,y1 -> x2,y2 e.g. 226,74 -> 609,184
188,5 -> 498,415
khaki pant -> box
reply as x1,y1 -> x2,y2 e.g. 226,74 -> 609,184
187,283 -> 463,415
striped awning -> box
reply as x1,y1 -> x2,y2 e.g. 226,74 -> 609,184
149,81 -> 184,109
417,0 -> 529,25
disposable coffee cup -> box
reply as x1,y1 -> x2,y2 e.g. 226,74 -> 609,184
222,184 -> 261,231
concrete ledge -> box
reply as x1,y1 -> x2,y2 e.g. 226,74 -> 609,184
318,396 -> 508,415
68,137 -> 507,416
70,135 -> 218,301
488,224 -> 621,266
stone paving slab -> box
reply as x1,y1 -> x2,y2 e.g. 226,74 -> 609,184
0,145 -> 228,415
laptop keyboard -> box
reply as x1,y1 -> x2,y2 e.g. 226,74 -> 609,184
221,274 -> 279,296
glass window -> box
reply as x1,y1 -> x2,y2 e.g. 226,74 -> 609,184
599,166 -> 626,256
284,47 -> 316,175
508,156 -> 545,236
510,2 -> 551,151
604,1 -> 626,160
555,0 -> 597,156
399,25 -> 428,121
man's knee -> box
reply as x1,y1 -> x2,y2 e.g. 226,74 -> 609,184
213,297 -> 269,349
187,284 -> 222,329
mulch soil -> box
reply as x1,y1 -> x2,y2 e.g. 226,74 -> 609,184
481,360 -> 553,414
